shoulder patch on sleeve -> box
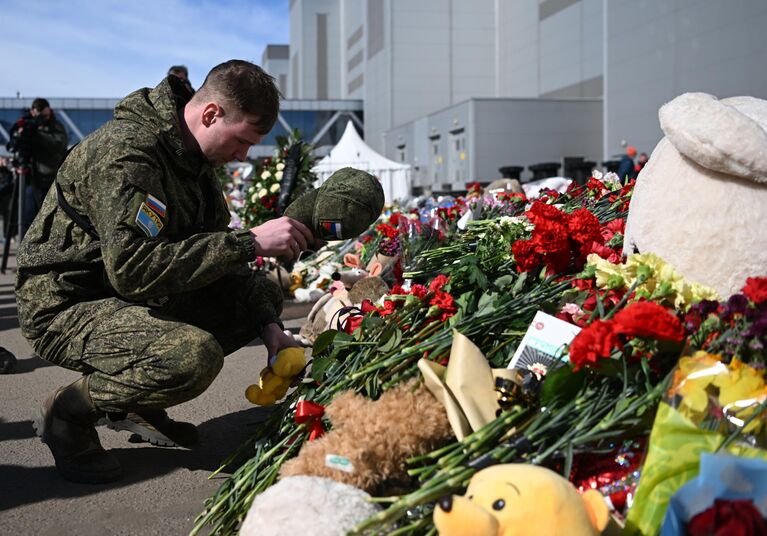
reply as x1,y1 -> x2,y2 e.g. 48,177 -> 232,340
136,203 -> 164,237
145,194 -> 167,218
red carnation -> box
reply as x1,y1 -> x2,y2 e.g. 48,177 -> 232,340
589,242 -> 622,264
376,223 -> 399,239
688,499 -> 767,536
569,320 -> 620,371
379,300 -> 398,317
612,301 -> 684,342
429,291 -> 457,321
389,284 -> 406,295
743,277 -> 767,304
568,208 -> 604,248
428,274 -> 450,293
512,239 -> 541,273
410,284 -> 428,299
526,201 -> 568,226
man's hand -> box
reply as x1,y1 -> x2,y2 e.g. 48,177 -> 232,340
249,216 -> 315,260
260,322 -> 300,358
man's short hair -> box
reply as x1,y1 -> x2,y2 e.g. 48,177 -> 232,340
194,60 -> 281,134
31,98 -> 50,112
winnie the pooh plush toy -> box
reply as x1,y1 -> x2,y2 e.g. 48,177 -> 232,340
433,464 -> 609,536
624,92 -> 767,297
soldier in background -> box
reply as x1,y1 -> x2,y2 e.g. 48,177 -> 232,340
16,60 -> 315,484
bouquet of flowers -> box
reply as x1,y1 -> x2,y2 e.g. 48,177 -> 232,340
239,129 -> 317,228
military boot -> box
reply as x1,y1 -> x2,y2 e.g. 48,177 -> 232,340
100,409 -> 198,448
33,376 -> 122,484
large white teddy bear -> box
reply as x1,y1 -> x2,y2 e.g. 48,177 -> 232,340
624,92 -> 767,297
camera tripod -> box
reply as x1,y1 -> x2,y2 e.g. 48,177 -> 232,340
1,157 -> 28,274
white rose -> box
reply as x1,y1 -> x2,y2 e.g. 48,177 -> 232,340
250,193 -> 258,203
258,188 -> 268,198
276,162 -> 285,171
261,170 -> 271,179
275,171 -> 284,180
270,183 -> 280,193
255,182 -> 263,189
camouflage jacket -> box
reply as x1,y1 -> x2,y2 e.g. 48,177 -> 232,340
16,76 -> 267,339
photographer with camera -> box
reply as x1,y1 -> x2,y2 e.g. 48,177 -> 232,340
6,98 -> 68,234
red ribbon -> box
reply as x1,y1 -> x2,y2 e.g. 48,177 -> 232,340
295,400 -> 326,441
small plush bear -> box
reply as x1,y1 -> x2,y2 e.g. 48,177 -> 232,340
279,379 -> 453,494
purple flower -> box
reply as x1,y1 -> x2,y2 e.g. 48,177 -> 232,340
696,299 -> 720,317
724,294 -> 749,318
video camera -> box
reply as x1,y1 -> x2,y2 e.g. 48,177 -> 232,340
5,109 -> 43,161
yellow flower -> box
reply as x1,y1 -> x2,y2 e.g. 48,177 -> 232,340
586,254 -> 626,289
715,360 -> 766,407
714,360 -> 767,433
669,352 -> 727,422
690,282 -> 720,303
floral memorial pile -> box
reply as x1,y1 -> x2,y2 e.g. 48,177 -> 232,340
195,93 -> 767,535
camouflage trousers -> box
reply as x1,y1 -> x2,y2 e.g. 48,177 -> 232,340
30,272 -> 283,414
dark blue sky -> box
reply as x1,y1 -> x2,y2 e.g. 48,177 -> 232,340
1,0 -> 290,97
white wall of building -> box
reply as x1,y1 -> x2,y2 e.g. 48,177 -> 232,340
385,98 -> 602,191
288,0 -> 342,99
606,0 -> 767,159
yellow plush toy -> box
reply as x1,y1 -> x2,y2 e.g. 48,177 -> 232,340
245,347 -> 307,406
434,464 -> 610,536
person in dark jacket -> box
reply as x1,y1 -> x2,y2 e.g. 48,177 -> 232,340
17,60 -> 315,484
616,145 -> 637,184
23,98 -> 69,231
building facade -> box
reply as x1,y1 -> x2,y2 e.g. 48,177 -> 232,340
287,0 -> 767,192
262,44 -> 291,97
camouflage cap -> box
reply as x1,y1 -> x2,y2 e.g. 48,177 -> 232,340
285,167 -> 384,240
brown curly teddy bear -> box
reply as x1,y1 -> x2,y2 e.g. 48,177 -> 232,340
280,378 -> 453,494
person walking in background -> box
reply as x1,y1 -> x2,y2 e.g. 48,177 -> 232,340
635,152 -> 649,176
617,145 -> 637,184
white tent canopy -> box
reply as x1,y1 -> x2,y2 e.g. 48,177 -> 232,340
313,120 -> 411,204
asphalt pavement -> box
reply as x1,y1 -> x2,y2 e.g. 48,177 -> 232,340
0,245 -> 309,535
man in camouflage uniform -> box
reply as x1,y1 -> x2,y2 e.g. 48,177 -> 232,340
16,60 -> 314,484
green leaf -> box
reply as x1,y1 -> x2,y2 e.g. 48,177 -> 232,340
540,365 -> 585,406
476,292 -> 497,316
379,327 -> 403,353
512,272 -> 528,296
494,274 -> 515,289
310,355 -> 333,382
312,330 -> 339,357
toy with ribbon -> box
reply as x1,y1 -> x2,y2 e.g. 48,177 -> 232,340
294,400 -> 326,441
